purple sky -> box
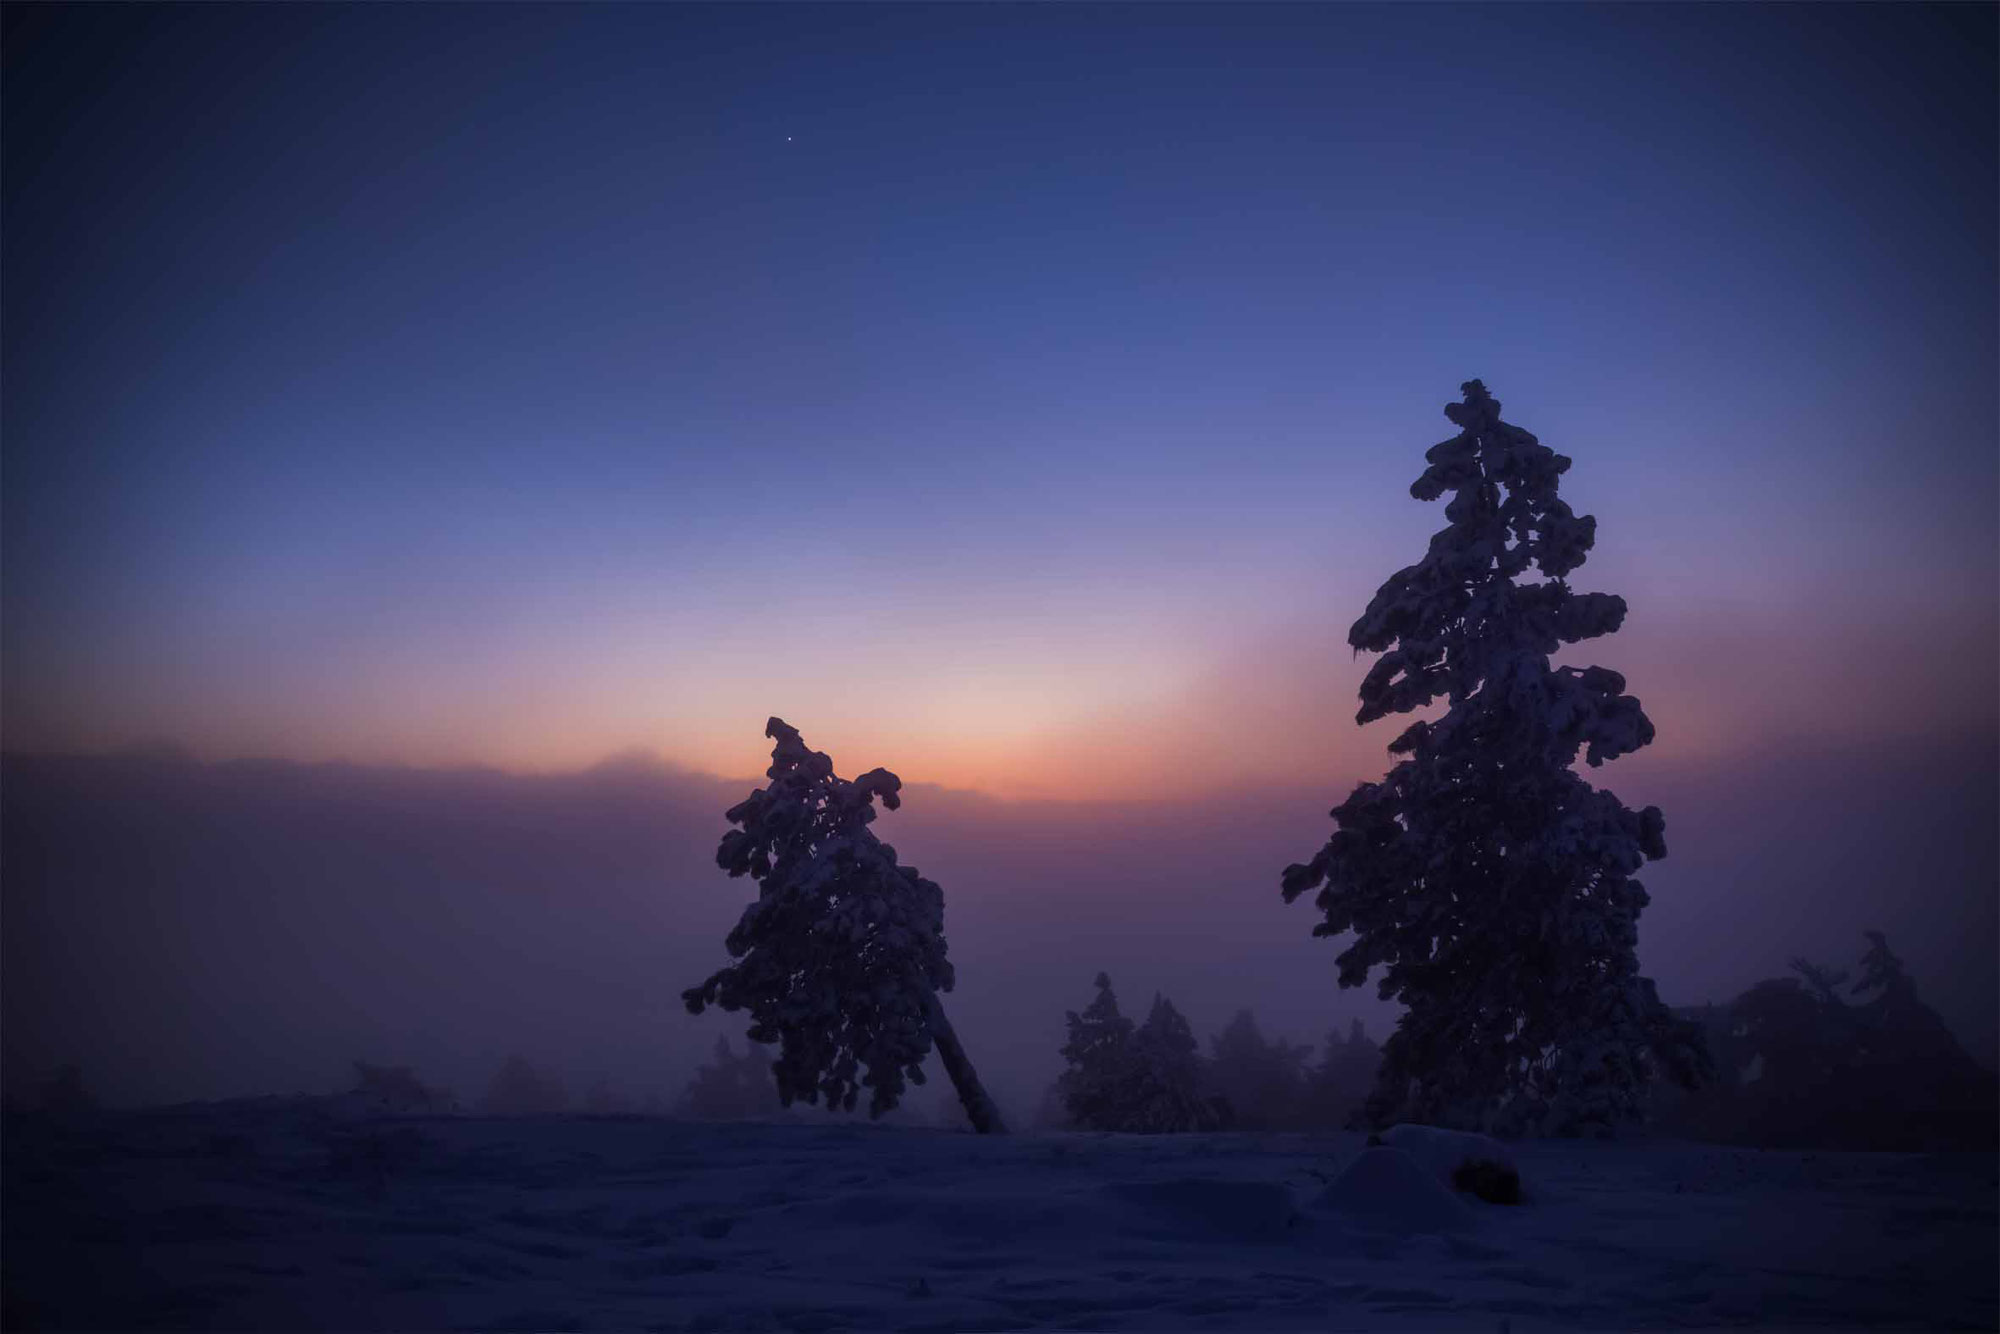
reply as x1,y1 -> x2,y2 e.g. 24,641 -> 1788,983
2,5 -> 1994,1103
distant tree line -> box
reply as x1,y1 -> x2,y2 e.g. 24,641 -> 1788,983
1652,931 -> 1995,1151
1043,973 -> 1383,1133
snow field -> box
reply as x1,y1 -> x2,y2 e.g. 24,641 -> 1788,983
3,1103 -> 1993,1331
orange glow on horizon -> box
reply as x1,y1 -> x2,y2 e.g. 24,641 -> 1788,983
11,597 -> 1990,805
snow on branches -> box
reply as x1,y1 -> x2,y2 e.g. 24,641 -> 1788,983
683,718 -> 1005,1133
1283,381 -> 1706,1137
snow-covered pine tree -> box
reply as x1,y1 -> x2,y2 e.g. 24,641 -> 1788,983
683,718 -> 1007,1133
1056,972 -> 1137,1130
1282,379 -> 1706,1137
1055,977 -> 1220,1132
1126,994 -> 1221,1133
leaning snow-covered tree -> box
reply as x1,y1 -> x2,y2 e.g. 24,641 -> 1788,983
1282,380 -> 1707,1137
683,718 -> 1007,1133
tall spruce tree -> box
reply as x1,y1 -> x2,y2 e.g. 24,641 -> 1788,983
1282,380 -> 1705,1136
683,718 -> 1007,1133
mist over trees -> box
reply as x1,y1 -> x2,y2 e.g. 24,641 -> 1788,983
3,745 -> 1988,1131
683,719 -> 1006,1133
1305,1021 -> 1384,1131
1283,379 -> 1708,1137
581,1078 -> 640,1115
1206,1010 -> 1313,1131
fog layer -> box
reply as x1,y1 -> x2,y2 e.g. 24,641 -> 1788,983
4,735 -> 1992,1117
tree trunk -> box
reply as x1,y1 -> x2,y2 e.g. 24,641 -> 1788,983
923,990 -> 1008,1134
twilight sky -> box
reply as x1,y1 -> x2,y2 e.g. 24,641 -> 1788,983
2,5 -> 1996,1105
6,3 -> 1994,797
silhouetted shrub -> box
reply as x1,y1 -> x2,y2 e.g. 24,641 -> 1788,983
1452,1158 -> 1522,1205
583,1077 -> 636,1115
676,1037 -> 778,1121
480,1055 -> 568,1116
350,1061 -> 451,1113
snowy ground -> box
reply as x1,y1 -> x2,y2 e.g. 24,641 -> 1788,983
4,1103 -> 1994,1331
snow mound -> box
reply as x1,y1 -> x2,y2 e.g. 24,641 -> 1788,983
1313,1146 -> 1473,1232
1100,1178 -> 1298,1244
1381,1124 -> 1521,1203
